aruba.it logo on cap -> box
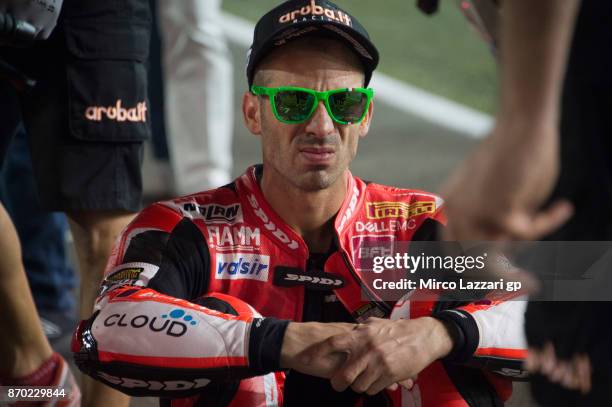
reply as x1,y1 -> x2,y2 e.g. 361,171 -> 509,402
279,0 -> 352,26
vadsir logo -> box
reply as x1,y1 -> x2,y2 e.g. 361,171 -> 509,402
279,0 -> 352,26
215,253 -> 270,282
85,100 -> 147,123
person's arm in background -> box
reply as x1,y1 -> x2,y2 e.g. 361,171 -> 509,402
441,0 -> 593,394
442,0 -> 579,242
0,0 -> 63,41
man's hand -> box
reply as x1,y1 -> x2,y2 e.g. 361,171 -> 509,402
296,317 -> 454,395
442,0 -> 580,243
280,321 -> 354,378
0,0 -> 64,40
525,343 -> 592,394
442,122 -> 572,242
441,123 -> 572,293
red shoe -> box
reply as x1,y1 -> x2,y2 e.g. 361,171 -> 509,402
1,352 -> 81,406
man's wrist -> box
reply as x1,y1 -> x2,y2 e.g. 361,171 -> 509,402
249,317 -> 290,374
279,322 -> 303,369
423,317 -> 455,360
279,322 -> 354,369
279,322 -> 332,369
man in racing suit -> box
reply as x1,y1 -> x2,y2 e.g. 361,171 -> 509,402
72,1 -> 527,405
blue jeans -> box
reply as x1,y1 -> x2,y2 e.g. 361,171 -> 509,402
0,125 -> 77,313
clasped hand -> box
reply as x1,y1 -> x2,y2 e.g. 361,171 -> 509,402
280,317 -> 453,395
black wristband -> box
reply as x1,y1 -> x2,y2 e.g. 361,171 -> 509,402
248,317 -> 290,374
432,309 -> 479,363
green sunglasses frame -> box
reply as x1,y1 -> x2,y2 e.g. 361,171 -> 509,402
250,86 -> 374,125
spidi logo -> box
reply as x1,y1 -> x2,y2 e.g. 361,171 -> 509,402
103,309 -> 197,337
247,194 -> 299,250
279,0 -> 352,26
337,185 -> 359,232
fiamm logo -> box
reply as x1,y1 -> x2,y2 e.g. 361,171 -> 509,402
279,0 -> 352,26
366,201 -> 435,220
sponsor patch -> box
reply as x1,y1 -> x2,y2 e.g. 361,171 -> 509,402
103,308 -> 197,338
98,372 -> 210,391
247,194 -> 299,250
366,201 -> 436,220
207,225 -> 260,249
215,253 -> 270,282
106,267 -> 143,282
355,219 -> 417,233
182,203 -> 243,224
98,262 -> 160,297
273,266 -> 345,290
337,185 -> 360,232
278,0 -> 352,26
85,100 -> 147,123
351,235 -> 395,272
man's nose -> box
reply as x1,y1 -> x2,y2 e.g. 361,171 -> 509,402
304,101 -> 335,137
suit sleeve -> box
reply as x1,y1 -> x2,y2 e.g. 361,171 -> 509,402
72,202 -> 289,397
433,299 -> 528,378
414,218 -> 528,379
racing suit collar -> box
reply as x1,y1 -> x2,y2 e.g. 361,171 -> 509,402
236,165 -> 363,257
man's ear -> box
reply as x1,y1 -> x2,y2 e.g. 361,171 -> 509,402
243,91 -> 262,135
358,99 -> 374,138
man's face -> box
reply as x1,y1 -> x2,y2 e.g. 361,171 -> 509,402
244,40 -> 373,192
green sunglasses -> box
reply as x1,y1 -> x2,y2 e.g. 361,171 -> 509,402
251,86 -> 374,125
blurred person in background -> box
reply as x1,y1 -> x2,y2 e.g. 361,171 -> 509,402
0,0 -> 153,405
419,0 -> 612,405
145,0 -> 233,198
0,126 -> 77,354
0,1 -> 80,403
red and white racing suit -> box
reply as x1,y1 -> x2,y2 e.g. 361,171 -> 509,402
72,165 -> 527,406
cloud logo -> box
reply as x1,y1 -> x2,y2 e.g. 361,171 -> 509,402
162,309 -> 197,326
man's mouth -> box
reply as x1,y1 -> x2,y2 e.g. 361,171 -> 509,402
299,147 -> 336,163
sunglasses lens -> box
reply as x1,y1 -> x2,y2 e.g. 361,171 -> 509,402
328,91 -> 368,123
274,90 -> 315,122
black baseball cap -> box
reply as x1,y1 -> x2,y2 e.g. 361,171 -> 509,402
246,0 -> 379,88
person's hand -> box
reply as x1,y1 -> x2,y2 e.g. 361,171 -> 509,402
0,0 -> 64,40
441,121 -> 573,242
296,317 -> 454,395
524,342 -> 592,394
280,321 -> 354,378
